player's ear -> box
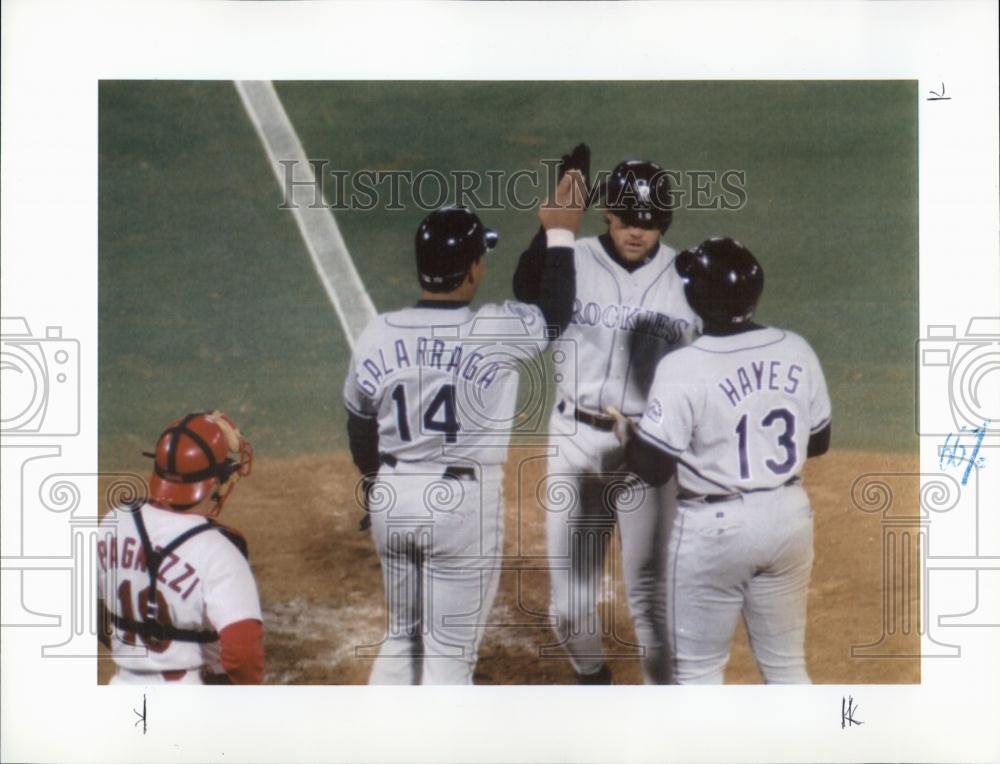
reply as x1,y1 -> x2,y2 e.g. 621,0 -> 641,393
468,256 -> 483,285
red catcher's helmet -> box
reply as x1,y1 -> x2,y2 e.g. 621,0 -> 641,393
146,411 -> 253,514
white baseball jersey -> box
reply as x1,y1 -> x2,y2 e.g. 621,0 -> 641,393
344,301 -> 549,465
560,236 -> 700,416
638,327 -> 831,495
98,503 -> 262,673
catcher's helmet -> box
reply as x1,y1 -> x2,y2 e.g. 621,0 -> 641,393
602,159 -> 673,232
147,411 -> 253,514
415,206 -> 499,293
676,237 -> 764,326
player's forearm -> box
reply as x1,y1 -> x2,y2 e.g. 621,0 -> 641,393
807,423 -> 831,458
536,229 -> 576,334
624,432 -> 677,487
512,227 -> 547,303
346,411 -> 380,476
219,619 -> 265,684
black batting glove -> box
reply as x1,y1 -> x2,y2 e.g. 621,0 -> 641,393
557,143 -> 591,207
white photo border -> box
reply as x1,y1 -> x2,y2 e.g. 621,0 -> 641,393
1,1 -> 998,762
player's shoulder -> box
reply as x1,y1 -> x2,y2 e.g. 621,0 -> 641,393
206,519 -> 250,559
658,241 -> 680,263
573,234 -> 603,254
353,313 -> 395,353
768,327 -> 821,357
686,326 -> 820,358
355,308 -> 456,350
649,242 -> 684,283
652,342 -> 701,376
469,300 -> 545,338
184,518 -> 252,570
103,501 -> 200,528
572,236 -> 611,266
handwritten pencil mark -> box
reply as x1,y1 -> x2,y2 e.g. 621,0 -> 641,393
133,694 -> 147,735
841,695 -> 863,728
928,82 -> 951,101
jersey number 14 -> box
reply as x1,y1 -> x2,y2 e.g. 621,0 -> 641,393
392,383 -> 460,443
735,407 -> 797,479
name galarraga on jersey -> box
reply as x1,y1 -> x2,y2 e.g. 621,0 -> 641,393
354,336 -> 511,396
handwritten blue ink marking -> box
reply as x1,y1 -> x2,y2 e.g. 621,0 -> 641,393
961,423 -> 987,486
939,430 -> 966,470
940,422 -> 989,486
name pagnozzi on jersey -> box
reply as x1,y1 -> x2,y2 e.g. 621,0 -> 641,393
356,337 -> 504,397
570,299 -> 690,344
718,359 -> 804,408
98,535 -> 201,601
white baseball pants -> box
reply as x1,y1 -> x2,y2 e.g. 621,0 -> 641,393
367,461 -> 504,685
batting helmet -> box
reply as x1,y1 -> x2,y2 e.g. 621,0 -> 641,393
601,159 -> 673,232
146,411 -> 253,514
676,237 -> 764,326
415,206 -> 499,293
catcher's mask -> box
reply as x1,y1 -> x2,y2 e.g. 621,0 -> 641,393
145,411 -> 253,515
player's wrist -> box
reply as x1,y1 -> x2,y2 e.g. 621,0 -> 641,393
545,229 -> 575,249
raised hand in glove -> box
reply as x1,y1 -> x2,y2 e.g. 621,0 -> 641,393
539,169 -> 588,234
557,143 -> 591,206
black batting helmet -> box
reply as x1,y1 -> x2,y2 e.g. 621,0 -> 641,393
415,206 -> 499,292
601,159 -> 673,232
676,237 -> 764,326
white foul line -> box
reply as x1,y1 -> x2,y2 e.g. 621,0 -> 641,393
234,80 -> 376,349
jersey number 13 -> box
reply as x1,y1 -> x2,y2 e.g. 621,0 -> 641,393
735,407 -> 797,479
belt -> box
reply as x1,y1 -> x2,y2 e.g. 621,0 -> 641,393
678,490 -> 740,504
679,476 -> 801,504
558,401 -> 615,432
379,453 -> 477,482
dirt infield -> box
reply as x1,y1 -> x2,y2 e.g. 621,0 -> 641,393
99,448 -> 919,685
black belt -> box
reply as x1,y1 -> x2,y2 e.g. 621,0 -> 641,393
677,490 -> 738,504
379,453 -> 477,482
558,401 -> 615,432
679,476 -> 800,504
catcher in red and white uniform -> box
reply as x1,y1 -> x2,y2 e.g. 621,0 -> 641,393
97,411 -> 264,685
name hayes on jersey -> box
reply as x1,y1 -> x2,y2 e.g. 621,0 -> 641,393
717,358 -> 804,408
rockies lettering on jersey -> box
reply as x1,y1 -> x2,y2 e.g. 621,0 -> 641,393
558,236 -> 700,416
570,299 -> 691,344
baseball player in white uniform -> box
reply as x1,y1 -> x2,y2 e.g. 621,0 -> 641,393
344,174 -> 584,684
97,411 -> 264,684
514,154 -> 699,684
612,237 -> 832,683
